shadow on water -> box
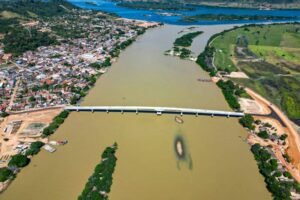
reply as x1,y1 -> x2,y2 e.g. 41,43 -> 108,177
174,131 -> 193,170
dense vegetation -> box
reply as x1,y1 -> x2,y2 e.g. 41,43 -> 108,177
3,28 -> 57,56
251,144 -> 300,199
25,141 -> 45,156
78,143 -> 118,200
196,46 -> 217,76
239,114 -> 255,130
0,0 -> 78,56
0,167 -> 13,182
42,111 -> 69,137
182,14 -> 296,22
0,18 -> 18,34
216,80 -> 242,110
8,154 -> 30,168
0,0 -> 75,18
174,31 -> 203,47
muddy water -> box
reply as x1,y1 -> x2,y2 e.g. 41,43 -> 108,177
1,25 -> 271,200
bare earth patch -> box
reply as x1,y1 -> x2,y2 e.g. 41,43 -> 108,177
239,97 -> 270,115
0,108 -> 63,168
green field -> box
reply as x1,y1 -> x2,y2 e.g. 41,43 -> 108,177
210,23 -> 300,123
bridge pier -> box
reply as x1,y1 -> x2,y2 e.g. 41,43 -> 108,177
64,106 -> 245,118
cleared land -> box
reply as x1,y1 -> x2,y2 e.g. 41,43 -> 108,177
210,23 -> 300,124
0,108 -> 63,168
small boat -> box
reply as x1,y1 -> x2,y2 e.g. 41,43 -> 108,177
43,145 -> 56,153
49,140 -> 68,146
57,140 -> 68,145
175,116 -> 184,124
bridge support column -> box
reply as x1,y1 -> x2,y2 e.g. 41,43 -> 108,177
196,113 -> 198,117
136,110 -> 138,115
106,109 -> 109,114
180,112 -> 183,116
227,114 -> 230,118
91,109 -> 94,113
121,110 -> 123,114
211,114 -> 214,117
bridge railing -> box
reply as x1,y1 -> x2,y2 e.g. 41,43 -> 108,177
64,106 -> 244,118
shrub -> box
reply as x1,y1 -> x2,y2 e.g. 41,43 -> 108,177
279,134 -> 288,141
283,171 -> 292,179
258,131 -> 269,139
239,114 -> 255,130
42,111 -> 69,137
25,141 -> 45,156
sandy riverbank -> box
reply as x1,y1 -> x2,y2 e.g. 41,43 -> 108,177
246,88 -> 300,169
245,88 -> 300,182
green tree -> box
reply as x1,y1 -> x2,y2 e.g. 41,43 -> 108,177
25,141 -> 44,156
258,131 -> 269,139
8,154 -> 30,168
0,168 -> 13,182
239,114 -> 255,130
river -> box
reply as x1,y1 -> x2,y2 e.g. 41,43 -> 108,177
69,0 -> 300,25
1,25 -> 271,200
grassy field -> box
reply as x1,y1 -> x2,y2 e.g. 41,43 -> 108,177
210,23 -> 300,123
0,11 -> 21,19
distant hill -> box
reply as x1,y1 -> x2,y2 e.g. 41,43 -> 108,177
0,0 -> 75,19
112,0 -> 300,9
0,0 -> 78,55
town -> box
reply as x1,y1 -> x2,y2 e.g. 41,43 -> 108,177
0,5 -> 158,191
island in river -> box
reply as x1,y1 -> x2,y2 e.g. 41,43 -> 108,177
117,1 -> 196,11
69,0 -> 300,25
181,14 -> 297,22
109,0 -> 300,9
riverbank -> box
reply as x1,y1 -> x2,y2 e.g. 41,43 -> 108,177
0,108 -> 63,191
1,24 -> 271,200
189,2 -> 300,10
197,23 -> 300,198
0,9 -> 160,192
181,14 -> 296,23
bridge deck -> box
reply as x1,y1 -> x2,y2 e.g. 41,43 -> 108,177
64,106 -> 244,117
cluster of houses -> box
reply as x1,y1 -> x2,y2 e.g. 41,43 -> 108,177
0,9 -> 147,113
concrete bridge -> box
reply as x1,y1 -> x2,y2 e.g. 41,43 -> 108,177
64,106 -> 244,118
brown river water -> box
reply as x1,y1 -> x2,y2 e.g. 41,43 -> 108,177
1,25 -> 271,200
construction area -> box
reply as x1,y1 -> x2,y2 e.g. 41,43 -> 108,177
0,108 -> 62,167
